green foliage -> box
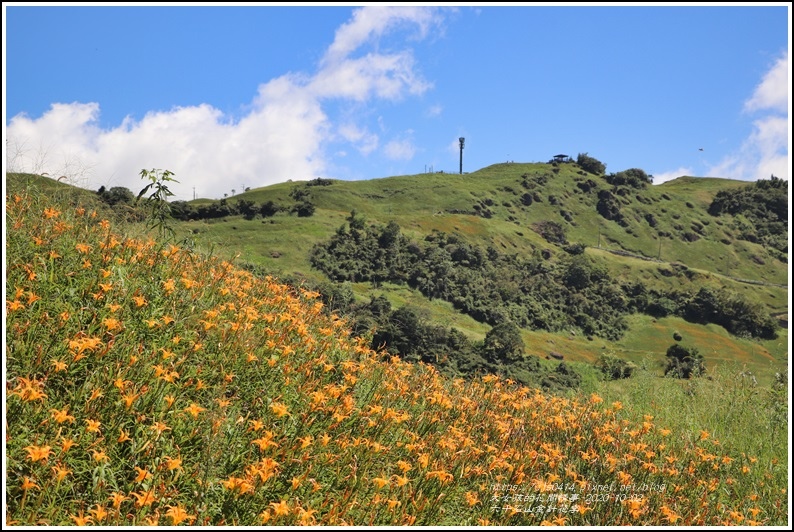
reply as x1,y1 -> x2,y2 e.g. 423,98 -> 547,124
260,200 -> 283,218
562,255 -> 608,290
311,220 -> 630,340
596,189 -> 626,225
169,198 -> 287,221
562,242 -> 586,255
606,168 -> 652,188
288,279 -> 584,393
136,168 -> 179,239
289,185 -> 311,202
683,286 -> 778,339
576,152 -> 606,175
707,175 -> 788,257
346,209 -> 367,231
306,177 -> 334,186
292,200 -> 316,217
531,220 -> 567,244
664,344 -> 705,379
234,198 -> 259,220
169,200 -> 195,221
481,321 -> 525,364
596,353 -> 637,380
96,185 -> 135,206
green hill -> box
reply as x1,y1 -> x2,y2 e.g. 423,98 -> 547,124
4,178 -> 788,525
162,162 -> 787,384
6,163 -> 788,388
181,164 -> 786,286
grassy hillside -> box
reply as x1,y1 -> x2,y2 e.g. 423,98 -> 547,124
159,164 -> 788,385
4,181 -> 788,526
182,164 -> 786,285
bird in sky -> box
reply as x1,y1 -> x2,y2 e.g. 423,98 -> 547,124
698,148 -> 704,151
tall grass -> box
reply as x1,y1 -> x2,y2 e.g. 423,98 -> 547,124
5,186 -> 788,526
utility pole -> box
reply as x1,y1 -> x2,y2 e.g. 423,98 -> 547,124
459,137 -> 465,174
193,187 -> 196,200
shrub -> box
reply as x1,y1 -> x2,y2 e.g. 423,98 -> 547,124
606,168 -> 652,188
97,185 -> 135,206
481,321 -> 525,364
576,153 -> 606,175
664,344 -> 705,379
292,201 -> 316,217
596,353 -> 636,380
260,200 -> 282,217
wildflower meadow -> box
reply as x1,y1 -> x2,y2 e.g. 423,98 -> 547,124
4,185 -> 788,526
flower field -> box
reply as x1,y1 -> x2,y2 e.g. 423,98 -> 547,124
5,188 -> 788,526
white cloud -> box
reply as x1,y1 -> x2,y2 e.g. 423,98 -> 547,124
384,138 -> 416,161
651,167 -> 693,185
744,51 -> 788,113
654,50 -> 789,183
323,6 -> 442,64
5,6 -> 445,200
338,123 -> 379,155
708,50 -> 789,181
310,51 -> 431,101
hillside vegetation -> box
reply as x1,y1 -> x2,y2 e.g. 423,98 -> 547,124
159,161 -> 788,386
4,174 -> 789,526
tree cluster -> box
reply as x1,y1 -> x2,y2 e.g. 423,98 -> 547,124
311,217 -> 778,342
576,153 -> 607,175
708,175 -> 788,259
604,168 -> 653,188
310,282 -> 581,392
311,217 -> 630,340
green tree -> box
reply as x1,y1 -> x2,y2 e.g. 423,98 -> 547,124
481,321 -> 525,364
576,153 -> 606,175
664,344 -> 705,379
97,186 -> 135,206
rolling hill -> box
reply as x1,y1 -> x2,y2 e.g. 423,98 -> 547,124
6,160 -> 789,387
162,161 -> 788,385
4,172 -> 788,525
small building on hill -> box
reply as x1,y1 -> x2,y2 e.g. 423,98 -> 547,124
553,154 -> 570,163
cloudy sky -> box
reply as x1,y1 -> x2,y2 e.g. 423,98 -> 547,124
3,4 -> 790,201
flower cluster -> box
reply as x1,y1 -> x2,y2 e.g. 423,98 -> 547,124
5,188 -> 785,526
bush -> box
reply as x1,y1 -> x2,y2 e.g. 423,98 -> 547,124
292,201 -> 316,217
576,153 -> 606,175
563,242 -> 586,255
606,168 -> 652,188
97,185 -> 135,206
596,353 -> 637,380
481,321 -> 525,364
664,344 -> 705,379
260,200 -> 282,218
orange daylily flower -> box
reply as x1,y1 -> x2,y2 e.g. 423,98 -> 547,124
24,445 -> 52,463
270,402 -> 289,417
132,489 -> 157,508
50,407 -> 75,424
270,500 -> 290,517
165,505 -> 195,525
184,403 -> 205,418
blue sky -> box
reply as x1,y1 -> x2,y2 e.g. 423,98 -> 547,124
3,3 -> 790,201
